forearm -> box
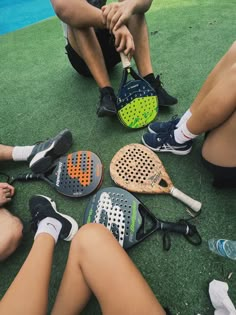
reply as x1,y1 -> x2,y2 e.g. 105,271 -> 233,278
119,0 -> 153,14
51,0 -> 105,29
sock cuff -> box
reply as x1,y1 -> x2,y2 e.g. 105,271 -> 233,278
176,109 -> 192,128
181,121 -> 198,139
12,145 -> 34,161
34,217 -> 62,243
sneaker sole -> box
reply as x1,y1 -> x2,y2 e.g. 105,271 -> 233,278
97,107 -> 117,117
148,125 -> 158,134
30,195 -> 78,241
142,137 -> 192,155
30,129 -> 73,173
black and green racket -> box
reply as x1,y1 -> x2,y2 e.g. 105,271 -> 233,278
83,187 -> 201,249
9,151 -> 103,198
116,53 -> 158,129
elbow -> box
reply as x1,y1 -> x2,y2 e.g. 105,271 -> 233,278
50,0 -> 71,22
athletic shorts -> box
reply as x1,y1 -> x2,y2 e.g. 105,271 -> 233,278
65,29 -> 120,77
202,132 -> 236,188
201,156 -> 236,188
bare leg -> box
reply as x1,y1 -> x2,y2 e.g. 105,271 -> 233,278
0,144 -> 13,160
127,14 -> 153,77
52,224 -> 166,315
0,234 -> 55,315
187,64 -> 236,135
68,27 -> 111,88
190,41 -> 236,113
0,208 -> 23,261
202,110 -> 236,166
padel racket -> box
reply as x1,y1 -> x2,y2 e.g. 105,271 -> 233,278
10,151 -> 103,198
116,53 -> 158,129
110,144 -> 202,213
83,187 -> 201,249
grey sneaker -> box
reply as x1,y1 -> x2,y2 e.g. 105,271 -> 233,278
28,129 -> 72,173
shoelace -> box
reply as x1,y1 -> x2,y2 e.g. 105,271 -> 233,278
156,121 -> 177,150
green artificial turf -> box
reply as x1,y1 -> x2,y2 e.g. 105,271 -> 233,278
0,0 -> 235,314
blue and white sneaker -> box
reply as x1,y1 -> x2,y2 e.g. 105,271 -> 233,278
29,195 -> 78,241
148,116 -> 180,134
28,129 -> 72,174
142,129 -> 192,155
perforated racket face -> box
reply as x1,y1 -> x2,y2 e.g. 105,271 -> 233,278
110,144 -> 173,194
83,187 -> 144,249
117,79 -> 158,129
47,151 -> 103,197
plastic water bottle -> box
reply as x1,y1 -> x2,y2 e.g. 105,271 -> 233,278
208,239 -> 236,260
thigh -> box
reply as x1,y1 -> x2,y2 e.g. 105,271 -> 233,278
52,224 -> 166,315
202,110 -> 236,167
0,209 -> 23,260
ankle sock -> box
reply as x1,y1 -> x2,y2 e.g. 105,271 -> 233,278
174,121 -> 198,144
176,109 -> 192,127
12,145 -> 34,161
34,217 -> 62,243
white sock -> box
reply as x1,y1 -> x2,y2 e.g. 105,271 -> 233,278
176,109 -> 192,127
12,145 -> 34,161
174,121 -> 198,144
34,217 -> 62,243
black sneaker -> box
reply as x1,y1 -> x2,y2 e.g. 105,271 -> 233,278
148,115 -> 180,134
97,87 -> 117,117
28,129 -> 73,174
142,129 -> 192,155
150,75 -> 178,107
29,195 -> 78,241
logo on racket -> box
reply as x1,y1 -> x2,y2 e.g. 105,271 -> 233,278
67,152 -> 91,186
95,192 -> 125,247
56,161 -> 63,187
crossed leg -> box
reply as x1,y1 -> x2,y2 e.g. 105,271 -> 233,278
0,223 -> 166,315
52,224 -> 165,315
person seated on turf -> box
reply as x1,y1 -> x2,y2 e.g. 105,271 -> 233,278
0,194 -> 171,315
142,42 -> 236,188
50,0 -> 177,117
0,129 -> 73,260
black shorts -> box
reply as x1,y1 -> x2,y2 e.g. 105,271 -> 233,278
65,29 -> 120,77
202,132 -> 236,188
201,156 -> 236,188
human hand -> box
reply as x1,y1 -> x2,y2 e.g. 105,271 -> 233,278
0,183 -> 15,207
112,25 -> 135,57
102,1 -> 134,32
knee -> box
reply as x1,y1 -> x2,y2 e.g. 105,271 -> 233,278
71,223 -> 111,253
0,210 -> 23,261
50,0 -> 71,21
228,63 -> 236,82
229,41 -> 236,54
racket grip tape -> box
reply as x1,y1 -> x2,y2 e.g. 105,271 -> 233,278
14,173 -> 41,181
170,187 -> 202,212
160,222 -> 190,235
120,52 -> 131,68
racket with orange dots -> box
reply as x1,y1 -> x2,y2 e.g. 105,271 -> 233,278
10,151 -> 103,198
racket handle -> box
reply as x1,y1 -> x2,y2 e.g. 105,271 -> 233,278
120,52 -> 131,68
161,220 -> 202,246
15,173 -> 41,181
170,187 -> 202,212
160,221 -> 190,235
